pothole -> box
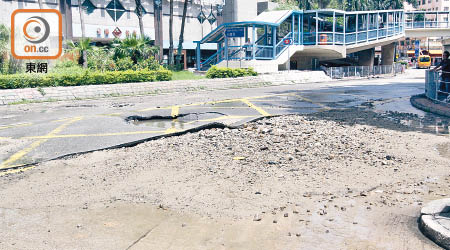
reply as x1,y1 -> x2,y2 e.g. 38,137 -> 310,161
125,112 -> 227,128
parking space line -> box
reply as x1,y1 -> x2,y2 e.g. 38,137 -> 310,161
137,94 -> 296,112
23,130 -> 167,139
294,94 -> 331,111
0,166 -> 35,176
240,99 -> 271,116
171,106 -> 180,117
0,123 -> 33,130
99,113 -> 123,117
164,127 -> 178,134
0,117 -> 83,170
185,115 -> 258,125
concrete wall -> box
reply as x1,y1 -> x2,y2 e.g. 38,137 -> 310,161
223,0 -> 257,23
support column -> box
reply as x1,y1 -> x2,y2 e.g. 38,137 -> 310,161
381,42 -> 395,65
196,42 -> 201,71
357,48 -> 375,67
252,25 -> 256,60
332,11 -> 335,45
315,12 -> 318,45
272,26 -> 276,59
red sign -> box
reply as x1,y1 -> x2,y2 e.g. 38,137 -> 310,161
283,38 -> 292,45
112,27 -> 122,38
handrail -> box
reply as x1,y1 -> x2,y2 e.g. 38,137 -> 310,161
200,47 -> 224,68
274,32 -> 293,58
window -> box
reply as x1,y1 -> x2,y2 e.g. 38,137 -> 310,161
420,56 -> 430,62
106,0 -> 126,22
445,7 -> 449,10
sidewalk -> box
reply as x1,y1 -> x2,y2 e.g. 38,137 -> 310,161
411,94 -> 450,117
0,71 -> 331,105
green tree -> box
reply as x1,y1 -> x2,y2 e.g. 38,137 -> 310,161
177,0 -> 189,68
0,24 -> 10,74
77,0 -> 87,67
67,38 -> 93,67
112,35 -> 158,63
134,0 -> 145,38
168,0 -> 174,66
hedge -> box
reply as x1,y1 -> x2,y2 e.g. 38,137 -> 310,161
206,66 -> 258,79
0,69 -> 173,89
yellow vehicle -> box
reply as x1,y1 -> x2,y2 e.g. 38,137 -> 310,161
417,55 -> 431,69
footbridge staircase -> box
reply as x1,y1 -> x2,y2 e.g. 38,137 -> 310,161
195,9 -> 450,73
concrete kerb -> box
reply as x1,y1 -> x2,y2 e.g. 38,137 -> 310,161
0,72 -> 334,105
419,198 -> 450,250
0,70 -> 406,105
411,94 -> 450,118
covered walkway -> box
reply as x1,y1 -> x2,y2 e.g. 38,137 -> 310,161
196,9 -> 450,72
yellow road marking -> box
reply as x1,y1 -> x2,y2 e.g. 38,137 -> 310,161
164,127 -> 178,134
21,116 -> 258,139
0,166 -> 35,176
99,113 -> 122,117
23,130 -> 167,139
0,117 -> 82,170
171,106 -> 180,117
137,93 -> 297,112
184,115 -> 257,124
294,94 -> 331,110
0,137 -> 12,140
240,99 -> 271,116
0,123 -> 32,130
181,106 -> 250,109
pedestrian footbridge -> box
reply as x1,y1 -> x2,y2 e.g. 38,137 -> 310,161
195,9 -> 450,73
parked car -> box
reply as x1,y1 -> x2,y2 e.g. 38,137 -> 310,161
417,55 -> 431,69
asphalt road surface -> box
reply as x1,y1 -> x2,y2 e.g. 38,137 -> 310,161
0,69 -> 445,175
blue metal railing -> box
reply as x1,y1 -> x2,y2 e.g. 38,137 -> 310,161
200,47 -> 225,71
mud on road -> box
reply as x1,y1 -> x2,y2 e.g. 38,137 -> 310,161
1,108 -> 450,250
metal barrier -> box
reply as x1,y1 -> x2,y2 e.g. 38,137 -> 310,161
325,64 -> 405,79
425,70 -> 450,102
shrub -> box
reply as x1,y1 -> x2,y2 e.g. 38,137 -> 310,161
0,69 -> 172,89
155,69 -> 173,81
51,60 -> 86,75
87,48 -> 116,72
54,59 -> 78,69
115,57 -> 134,71
206,66 -> 258,79
134,57 -> 161,71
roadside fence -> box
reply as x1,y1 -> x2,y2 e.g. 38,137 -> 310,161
425,70 -> 450,103
324,64 -> 405,79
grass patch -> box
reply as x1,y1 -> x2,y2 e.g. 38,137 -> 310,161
171,71 -> 205,81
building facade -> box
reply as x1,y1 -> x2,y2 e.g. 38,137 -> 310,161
0,0 -> 267,67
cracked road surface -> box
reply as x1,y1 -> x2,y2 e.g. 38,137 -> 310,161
1,69 -> 449,250
0,69 -> 438,176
